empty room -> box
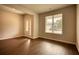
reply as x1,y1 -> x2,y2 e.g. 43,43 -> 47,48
0,4 -> 79,55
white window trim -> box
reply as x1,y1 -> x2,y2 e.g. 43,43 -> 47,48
45,13 -> 63,35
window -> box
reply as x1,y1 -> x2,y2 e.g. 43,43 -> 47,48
45,13 -> 63,34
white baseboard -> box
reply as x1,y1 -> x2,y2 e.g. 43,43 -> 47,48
0,35 -> 76,45
23,35 -> 39,39
0,35 -> 24,40
39,36 -> 76,45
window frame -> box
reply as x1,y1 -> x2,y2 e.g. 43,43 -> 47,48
45,13 -> 63,35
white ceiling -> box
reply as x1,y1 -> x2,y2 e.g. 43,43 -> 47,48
20,4 -> 72,13
1,4 -> 72,14
0,5 -> 24,14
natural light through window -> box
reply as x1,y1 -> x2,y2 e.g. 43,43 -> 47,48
45,13 -> 63,34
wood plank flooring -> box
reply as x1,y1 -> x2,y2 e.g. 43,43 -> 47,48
0,37 -> 78,55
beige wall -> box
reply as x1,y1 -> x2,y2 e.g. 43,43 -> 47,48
24,14 -> 34,38
23,14 -> 39,39
0,11 -> 23,40
33,14 -> 39,39
77,5 -> 79,52
0,11 -> 39,40
39,5 -> 76,44
0,5 -> 39,40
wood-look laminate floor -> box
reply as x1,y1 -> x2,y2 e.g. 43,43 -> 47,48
0,37 -> 78,55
